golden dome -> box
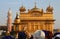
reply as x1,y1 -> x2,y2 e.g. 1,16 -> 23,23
14,13 -> 20,23
14,19 -> 20,23
46,5 -> 53,12
30,8 -> 43,13
29,2 -> 43,13
19,5 -> 26,12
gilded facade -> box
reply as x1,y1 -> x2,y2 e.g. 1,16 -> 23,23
13,4 -> 55,34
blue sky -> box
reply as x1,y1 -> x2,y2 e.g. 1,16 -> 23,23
0,0 -> 60,29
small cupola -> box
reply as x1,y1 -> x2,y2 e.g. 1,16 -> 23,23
14,12 -> 20,23
19,5 -> 26,12
46,5 -> 53,12
30,2 -> 43,13
16,12 -> 19,19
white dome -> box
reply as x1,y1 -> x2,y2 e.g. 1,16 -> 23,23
33,30 -> 45,39
8,8 -> 12,14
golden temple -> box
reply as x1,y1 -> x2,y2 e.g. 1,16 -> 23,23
13,4 -> 55,34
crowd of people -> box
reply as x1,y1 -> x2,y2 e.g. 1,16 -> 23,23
2,30 -> 60,39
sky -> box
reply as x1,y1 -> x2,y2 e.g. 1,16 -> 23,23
0,0 -> 60,29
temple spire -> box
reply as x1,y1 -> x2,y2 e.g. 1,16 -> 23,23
34,2 -> 37,8
16,12 -> 19,19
